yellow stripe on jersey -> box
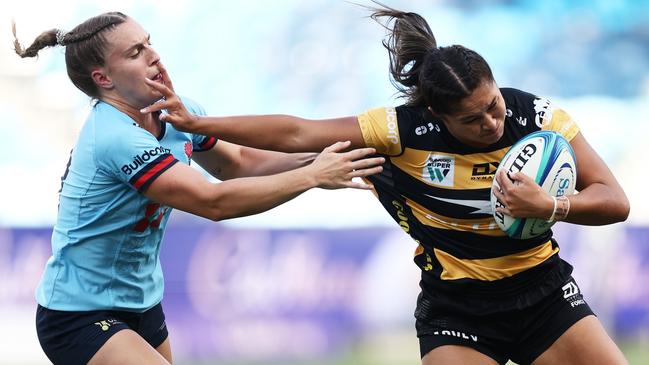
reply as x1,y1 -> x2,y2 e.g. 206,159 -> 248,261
541,108 -> 580,141
390,147 -> 510,189
434,241 -> 559,281
357,107 -> 403,156
406,198 -> 507,236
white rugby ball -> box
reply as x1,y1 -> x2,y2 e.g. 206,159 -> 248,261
491,131 -> 577,239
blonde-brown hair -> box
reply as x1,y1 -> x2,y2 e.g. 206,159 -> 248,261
13,12 -> 128,99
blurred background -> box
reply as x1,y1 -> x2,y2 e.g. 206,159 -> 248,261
1,0 -> 648,364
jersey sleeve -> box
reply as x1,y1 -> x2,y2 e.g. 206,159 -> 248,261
357,107 -> 403,156
96,126 -> 179,192
535,97 -> 581,141
181,97 -> 218,152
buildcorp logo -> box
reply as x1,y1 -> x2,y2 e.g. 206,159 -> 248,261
121,146 -> 171,175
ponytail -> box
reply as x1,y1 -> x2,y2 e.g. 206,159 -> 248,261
369,3 -> 494,113
12,12 -> 127,98
369,2 -> 437,106
12,21 -> 59,58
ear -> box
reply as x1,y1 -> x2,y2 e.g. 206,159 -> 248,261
428,106 -> 452,127
427,106 -> 443,119
91,68 -> 114,91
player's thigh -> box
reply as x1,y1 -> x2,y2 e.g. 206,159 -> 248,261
532,315 -> 627,365
88,328 -> 171,365
155,337 -> 173,364
422,345 -> 500,365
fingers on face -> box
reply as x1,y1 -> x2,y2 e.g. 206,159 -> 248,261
140,100 -> 171,114
144,77 -> 173,98
158,62 -> 175,90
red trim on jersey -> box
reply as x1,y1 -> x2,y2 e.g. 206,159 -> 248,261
132,155 -> 176,190
197,137 -> 217,151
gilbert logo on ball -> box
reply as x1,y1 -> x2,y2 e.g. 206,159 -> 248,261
490,131 -> 576,239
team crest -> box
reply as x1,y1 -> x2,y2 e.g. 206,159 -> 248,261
423,154 -> 454,187
533,97 -> 553,128
184,142 -> 193,160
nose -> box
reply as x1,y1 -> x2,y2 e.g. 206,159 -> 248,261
481,114 -> 498,133
146,46 -> 160,66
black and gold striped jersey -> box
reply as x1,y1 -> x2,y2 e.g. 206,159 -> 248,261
357,88 -> 581,311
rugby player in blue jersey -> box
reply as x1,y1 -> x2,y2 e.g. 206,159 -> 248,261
13,12 -> 384,365
143,4 -> 631,365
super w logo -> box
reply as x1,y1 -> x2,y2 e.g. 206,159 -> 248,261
423,154 -> 455,187
427,165 -> 448,182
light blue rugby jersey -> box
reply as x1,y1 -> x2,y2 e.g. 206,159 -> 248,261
36,98 -> 216,312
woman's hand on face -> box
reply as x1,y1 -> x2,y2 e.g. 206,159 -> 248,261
492,169 -> 554,220
140,64 -> 200,132
307,141 -> 384,190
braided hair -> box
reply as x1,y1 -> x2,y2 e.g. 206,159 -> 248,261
369,3 -> 494,115
13,12 -> 127,98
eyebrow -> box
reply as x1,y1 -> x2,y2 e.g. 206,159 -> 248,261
461,96 -> 497,121
122,34 -> 151,56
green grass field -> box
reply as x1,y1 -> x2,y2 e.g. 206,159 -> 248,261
179,339 -> 649,365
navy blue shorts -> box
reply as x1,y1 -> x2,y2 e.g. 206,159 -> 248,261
36,303 -> 168,365
416,276 -> 594,365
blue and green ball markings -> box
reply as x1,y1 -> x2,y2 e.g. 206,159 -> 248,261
491,131 -> 577,239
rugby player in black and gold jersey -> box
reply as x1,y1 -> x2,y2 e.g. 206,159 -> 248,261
141,4 -> 630,365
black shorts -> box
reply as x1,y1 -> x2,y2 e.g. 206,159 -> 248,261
36,303 -> 168,365
416,276 -> 594,365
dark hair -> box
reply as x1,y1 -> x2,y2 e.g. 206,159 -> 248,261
12,12 -> 128,99
370,3 -> 494,114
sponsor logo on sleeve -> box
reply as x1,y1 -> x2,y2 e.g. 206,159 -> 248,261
385,107 -> 399,145
121,146 -> 172,175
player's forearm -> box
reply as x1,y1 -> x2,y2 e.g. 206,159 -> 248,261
237,148 -> 317,177
205,165 -> 318,221
562,183 -> 630,225
195,115 -> 307,152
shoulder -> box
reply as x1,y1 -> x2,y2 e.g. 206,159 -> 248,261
91,103 -> 161,157
501,87 -> 540,115
178,96 -> 206,116
502,87 -> 556,129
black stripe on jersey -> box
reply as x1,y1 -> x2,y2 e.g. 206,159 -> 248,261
156,120 -> 167,141
128,153 -> 179,191
424,226 -> 552,259
195,136 -> 217,151
367,156 -> 397,190
375,188 -> 552,259
389,167 -> 492,218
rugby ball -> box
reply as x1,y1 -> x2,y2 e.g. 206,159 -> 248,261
491,131 -> 577,239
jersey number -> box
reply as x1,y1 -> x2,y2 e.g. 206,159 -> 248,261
134,203 -> 165,232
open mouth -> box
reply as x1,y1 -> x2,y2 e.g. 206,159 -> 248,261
151,72 -> 163,84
